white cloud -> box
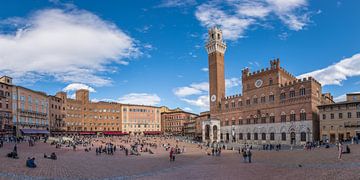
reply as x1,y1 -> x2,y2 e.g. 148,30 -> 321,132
237,2 -> 271,18
118,93 -> 161,106
298,53 -> 360,86
195,0 -> 310,40
157,0 -> 197,8
173,82 -> 208,97
201,67 -> 209,72
174,77 -> 241,110
0,8 -> 140,86
195,4 -> 253,40
181,95 -> 209,111
63,83 -> 96,92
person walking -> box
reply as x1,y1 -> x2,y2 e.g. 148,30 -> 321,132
242,148 -> 247,163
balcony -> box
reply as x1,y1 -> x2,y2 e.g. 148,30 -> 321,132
20,110 -> 47,117
344,122 -> 360,128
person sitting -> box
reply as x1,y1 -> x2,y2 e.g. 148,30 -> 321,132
44,152 -> 57,160
343,145 -> 351,154
26,157 -> 37,168
7,151 -> 19,159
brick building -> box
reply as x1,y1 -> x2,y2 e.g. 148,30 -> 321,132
12,86 -> 50,136
54,89 -> 161,136
48,95 -> 66,133
161,110 -> 198,135
319,93 -> 360,143
204,27 -> 334,145
0,76 -> 13,136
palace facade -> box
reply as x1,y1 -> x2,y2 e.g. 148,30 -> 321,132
204,27 -> 334,145
319,93 -> 360,143
53,89 -> 161,136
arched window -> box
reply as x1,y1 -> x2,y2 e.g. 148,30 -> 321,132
290,111 -> 296,121
281,112 -> 286,122
300,87 -> 306,96
289,89 -> 295,98
262,133 -> 266,140
269,93 -> 275,102
247,133 -> 251,140
239,133 -> 243,140
238,100 -> 243,107
280,92 -> 286,100
253,115 -> 258,124
254,133 -> 258,140
301,132 -> 306,142
269,78 -> 273,85
270,132 -> 275,140
270,114 -> 275,123
281,132 -> 286,141
300,109 -> 306,120
261,115 -> 266,123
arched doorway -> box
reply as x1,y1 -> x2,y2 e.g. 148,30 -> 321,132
213,125 -> 218,141
290,132 -> 296,145
205,125 -> 210,140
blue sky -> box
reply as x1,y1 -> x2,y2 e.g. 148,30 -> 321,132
0,0 -> 359,113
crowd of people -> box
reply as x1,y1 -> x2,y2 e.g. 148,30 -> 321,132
1,134 -> 359,170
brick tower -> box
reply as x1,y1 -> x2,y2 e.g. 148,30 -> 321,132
206,26 -> 227,114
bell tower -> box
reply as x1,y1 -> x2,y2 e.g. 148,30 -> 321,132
206,27 -> 226,113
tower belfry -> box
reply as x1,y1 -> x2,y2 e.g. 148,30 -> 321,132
206,27 -> 227,113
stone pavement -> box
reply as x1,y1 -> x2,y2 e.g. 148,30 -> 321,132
0,139 -> 359,180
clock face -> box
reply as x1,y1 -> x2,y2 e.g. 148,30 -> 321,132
211,95 -> 217,102
255,79 -> 263,88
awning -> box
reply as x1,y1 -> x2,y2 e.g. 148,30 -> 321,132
103,131 -> 128,135
21,129 -> 50,134
143,131 -> 162,135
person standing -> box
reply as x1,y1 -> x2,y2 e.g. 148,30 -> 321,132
246,148 -> 252,163
242,148 -> 247,163
338,142 -> 343,160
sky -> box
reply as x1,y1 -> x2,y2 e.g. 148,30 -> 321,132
0,0 -> 359,113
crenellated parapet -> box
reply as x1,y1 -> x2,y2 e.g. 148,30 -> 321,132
280,76 -> 321,88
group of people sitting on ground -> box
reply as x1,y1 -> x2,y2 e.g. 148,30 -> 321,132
44,152 -> 57,160
7,144 -> 19,159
